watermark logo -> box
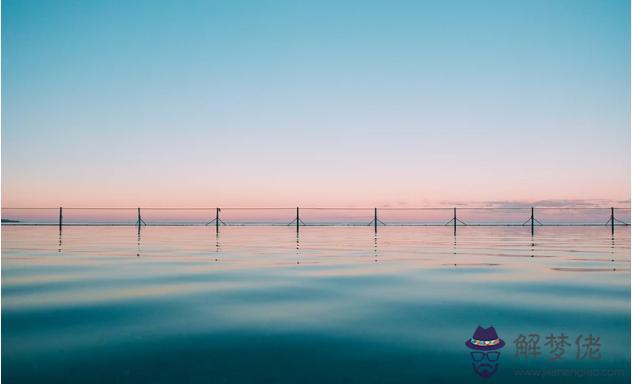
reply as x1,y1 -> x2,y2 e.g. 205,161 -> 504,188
465,326 -> 505,378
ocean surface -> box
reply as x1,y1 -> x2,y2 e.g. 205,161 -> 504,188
2,226 -> 630,383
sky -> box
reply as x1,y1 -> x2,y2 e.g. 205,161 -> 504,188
2,0 -> 630,208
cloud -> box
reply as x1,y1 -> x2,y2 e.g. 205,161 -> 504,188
437,199 -> 630,208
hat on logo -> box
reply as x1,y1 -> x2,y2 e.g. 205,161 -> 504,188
465,326 -> 505,351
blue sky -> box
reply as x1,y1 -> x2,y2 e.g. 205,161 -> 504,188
2,0 -> 630,207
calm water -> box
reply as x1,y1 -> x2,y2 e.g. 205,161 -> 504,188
2,226 -> 630,383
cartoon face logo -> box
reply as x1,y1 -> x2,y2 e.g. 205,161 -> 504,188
465,326 -> 505,378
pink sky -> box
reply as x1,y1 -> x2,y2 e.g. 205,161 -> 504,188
2,0 -> 629,211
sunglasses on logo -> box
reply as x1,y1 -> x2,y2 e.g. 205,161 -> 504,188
470,351 -> 500,362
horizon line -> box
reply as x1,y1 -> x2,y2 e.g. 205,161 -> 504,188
2,206 -> 631,210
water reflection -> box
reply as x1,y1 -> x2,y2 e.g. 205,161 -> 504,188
373,233 -> 379,263
1,226 -> 630,384
136,225 -> 142,257
295,231 -> 300,264
57,228 -> 62,254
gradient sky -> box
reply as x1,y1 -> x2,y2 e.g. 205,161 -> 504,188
2,0 -> 630,208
